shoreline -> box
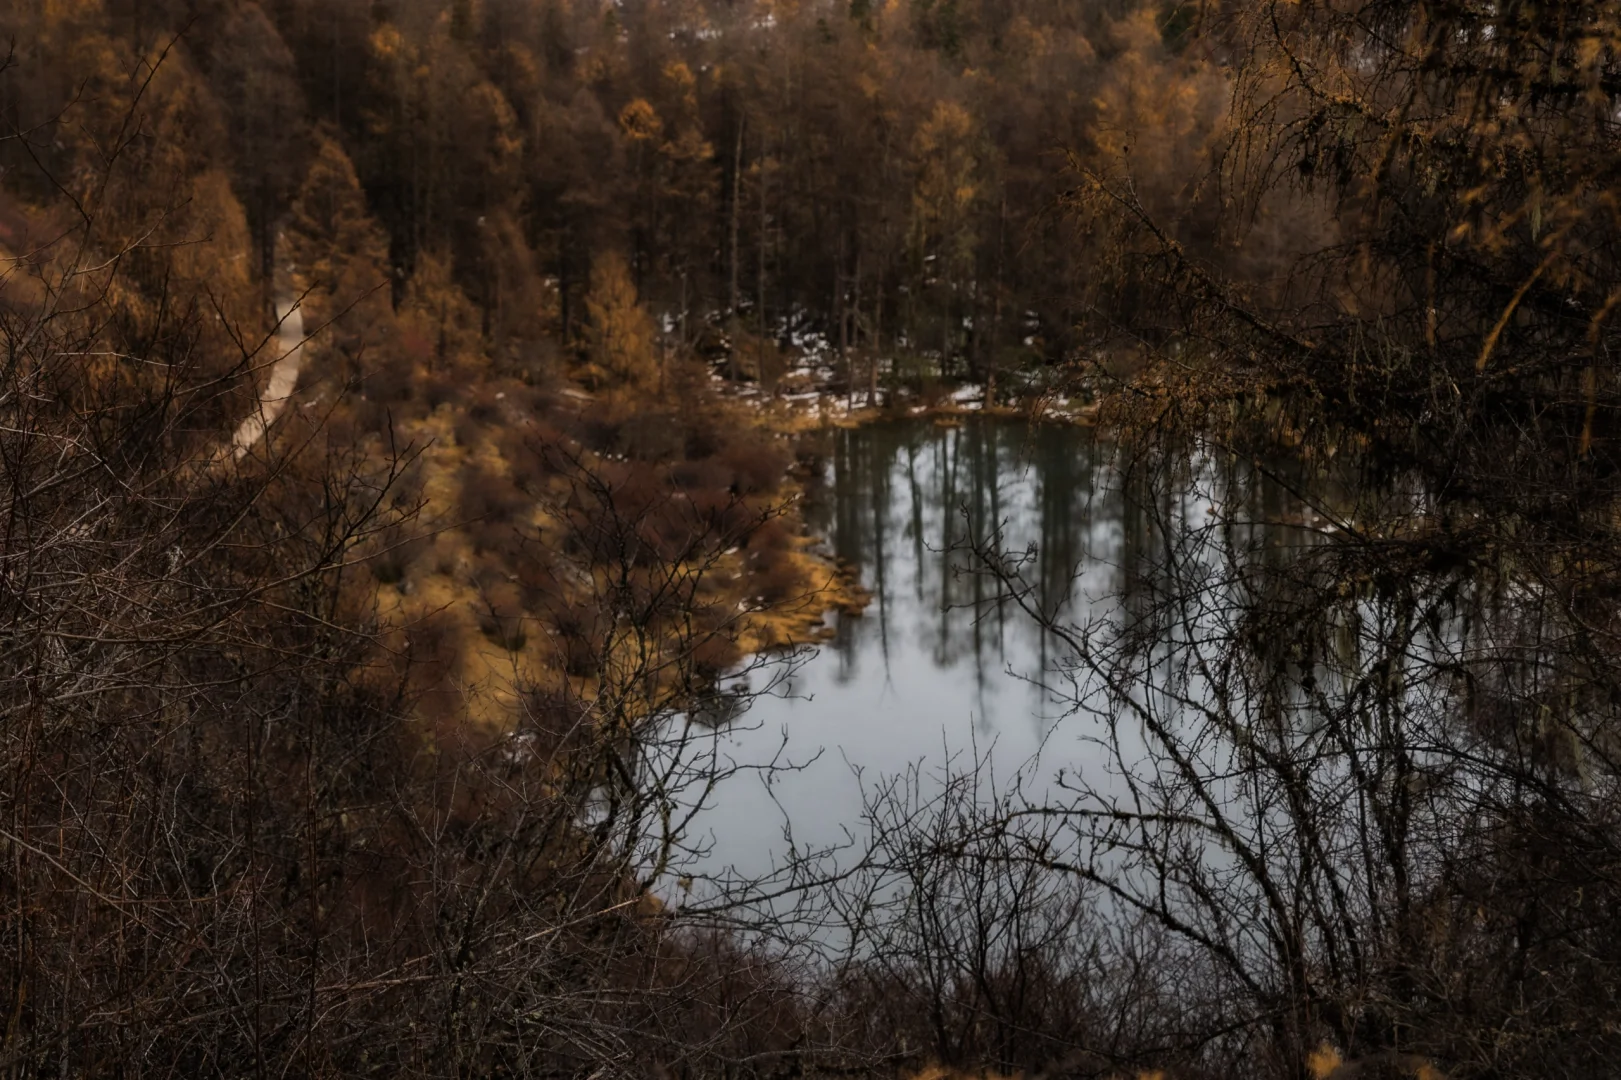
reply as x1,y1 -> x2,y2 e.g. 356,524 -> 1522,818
737,380 -> 1098,655
720,370 -> 1104,435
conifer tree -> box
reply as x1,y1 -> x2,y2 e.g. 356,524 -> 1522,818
283,134 -> 394,361
584,250 -> 659,390
399,248 -> 484,371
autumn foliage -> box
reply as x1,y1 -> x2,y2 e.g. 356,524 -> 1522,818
10,0 -> 1605,1078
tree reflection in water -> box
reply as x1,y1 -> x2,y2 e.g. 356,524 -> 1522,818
806,419 -> 1118,707
695,419 -> 1345,881
694,414 -> 1621,1080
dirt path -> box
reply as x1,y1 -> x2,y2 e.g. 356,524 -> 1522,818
230,298 -> 307,459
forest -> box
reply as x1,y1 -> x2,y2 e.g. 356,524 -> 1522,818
4,0 -> 1621,1078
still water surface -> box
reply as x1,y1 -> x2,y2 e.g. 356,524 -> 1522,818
691,418 -> 1327,882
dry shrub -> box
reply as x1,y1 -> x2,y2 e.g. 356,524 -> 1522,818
669,455 -> 773,547
745,516 -> 795,554
742,518 -> 802,605
560,466 -> 696,568
668,456 -> 732,492
350,393 -> 394,436
350,352 -> 424,434
421,368 -> 463,410
362,353 -> 415,404
428,532 -> 463,577
792,430 -> 831,476
460,462 -> 526,531
521,683 -> 597,760
369,522 -> 428,584
1311,1049 -> 1447,1080
584,927 -> 815,1074
715,435 -> 790,496
615,409 -> 685,461
689,627 -> 743,681
390,456 -> 427,512
551,605 -> 607,677
686,489 -> 760,542
471,520 -> 527,564
475,579 -> 527,651
313,403 -> 360,451
638,498 -> 724,565
683,416 -> 725,460
454,388 -> 506,449
400,609 -> 465,720
570,410 -> 623,453
510,541 -> 560,613
749,550 -> 802,606
496,420 -> 568,498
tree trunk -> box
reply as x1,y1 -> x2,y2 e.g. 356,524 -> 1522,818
758,150 -> 769,392
732,120 -> 742,316
848,248 -> 862,412
984,273 -> 998,406
871,267 -> 884,407
836,230 -> 848,403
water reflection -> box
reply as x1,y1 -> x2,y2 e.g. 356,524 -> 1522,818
665,416 -> 1621,1077
688,419 -> 1334,882
808,420 -> 1121,715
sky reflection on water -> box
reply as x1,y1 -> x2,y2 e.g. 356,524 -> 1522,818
687,419 -> 1326,883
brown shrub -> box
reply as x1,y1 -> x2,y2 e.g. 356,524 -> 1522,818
362,354 -> 415,403
496,421 -> 567,498
454,388 -> 507,449
460,463 -> 526,529
429,533 -> 463,577
687,489 -> 761,544
551,605 -> 607,677
638,498 -> 719,565
615,410 -> 685,461
510,542 -> 561,613
369,523 -> 428,585
475,580 -> 528,652
689,627 -> 744,682
745,516 -> 795,554
521,683 -> 597,760
400,610 -> 465,722
792,430 -> 831,475
747,547 -> 802,606
668,457 -> 732,492
570,410 -> 623,453
715,435 -> 790,496
683,418 -> 725,460
422,368 -> 462,410
560,466 -> 674,566
390,457 -> 428,513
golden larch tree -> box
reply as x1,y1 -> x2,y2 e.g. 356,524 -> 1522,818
584,250 -> 658,390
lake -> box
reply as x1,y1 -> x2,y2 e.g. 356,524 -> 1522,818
679,417 -> 1345,888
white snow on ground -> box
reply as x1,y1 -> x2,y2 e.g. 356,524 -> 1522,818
695,309 -> 1098,420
